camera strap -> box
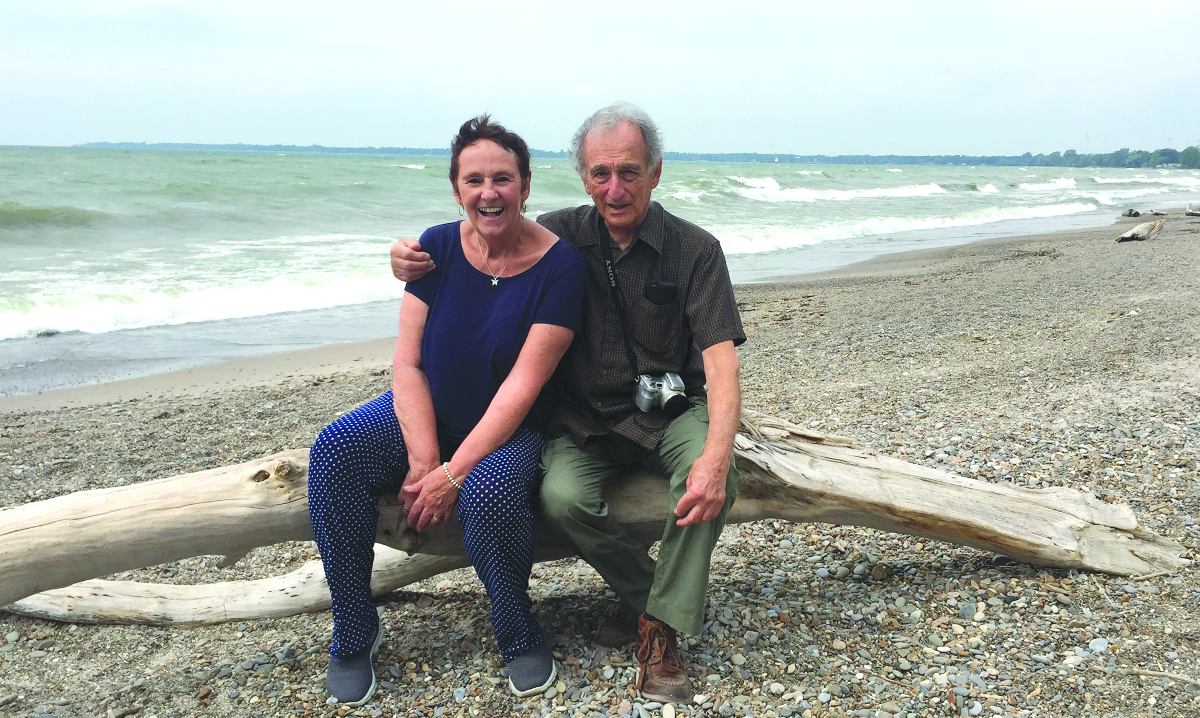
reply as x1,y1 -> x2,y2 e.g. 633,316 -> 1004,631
595,217 -> 644,383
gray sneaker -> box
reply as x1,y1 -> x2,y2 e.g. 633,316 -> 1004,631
507,644 -> 557,697
326,624 -> 383,706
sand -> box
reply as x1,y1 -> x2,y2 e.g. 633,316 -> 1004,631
1,212 -> 1198,717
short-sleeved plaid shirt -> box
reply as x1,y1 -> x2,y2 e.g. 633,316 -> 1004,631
537,202 -> 745,449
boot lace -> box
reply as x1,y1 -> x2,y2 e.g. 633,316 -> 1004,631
638,621 -> 685,677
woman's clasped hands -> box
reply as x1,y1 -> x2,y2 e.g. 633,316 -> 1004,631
399,459 -> 461,533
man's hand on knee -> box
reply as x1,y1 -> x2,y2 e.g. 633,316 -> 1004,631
673,452 -> 728,527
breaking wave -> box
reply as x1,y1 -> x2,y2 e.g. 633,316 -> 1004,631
0,202 -> 109,229
714,202 -> 1098,255
1018,178 -> 1077,191
1092,175 -> 1200,187
728,176 -> 946,202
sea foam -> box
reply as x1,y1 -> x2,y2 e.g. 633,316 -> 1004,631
0,271 -> 405,341
0,232 -> 405,341
1070,187 -> 1171,205
1018,178 -> 1077,191
728,176 -> 946,202
1092,175 -> 1200,187
712,202 -> 1098,255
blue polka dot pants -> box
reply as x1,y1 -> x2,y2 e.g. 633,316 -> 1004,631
307,391 -> 545,662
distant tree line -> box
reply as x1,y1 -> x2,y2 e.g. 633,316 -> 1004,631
78,142 -> 1200,168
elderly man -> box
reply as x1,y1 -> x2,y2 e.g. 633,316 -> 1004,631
390,102 -> 744,702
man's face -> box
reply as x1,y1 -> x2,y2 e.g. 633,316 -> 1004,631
580,122 -> 662,239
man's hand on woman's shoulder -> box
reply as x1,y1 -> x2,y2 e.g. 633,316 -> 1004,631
391,239 -> 435,282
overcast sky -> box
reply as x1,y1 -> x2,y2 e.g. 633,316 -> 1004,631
3,0 -> 1198,155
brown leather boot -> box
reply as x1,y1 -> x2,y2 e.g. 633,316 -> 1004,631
594,604 -> 639,648
635,614 -> 692,703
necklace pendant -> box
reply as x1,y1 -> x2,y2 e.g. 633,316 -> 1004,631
491,276 -> 500,286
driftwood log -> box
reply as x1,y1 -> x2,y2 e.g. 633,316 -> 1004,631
1,411 -> 1187,626
1115,219 -> 1165,242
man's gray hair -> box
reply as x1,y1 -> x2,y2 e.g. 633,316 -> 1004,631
570,101 -> 663,178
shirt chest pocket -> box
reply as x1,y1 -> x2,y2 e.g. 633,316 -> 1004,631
630,300 -> 681,358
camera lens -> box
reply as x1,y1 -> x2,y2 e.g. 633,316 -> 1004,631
663,394 -> 689,419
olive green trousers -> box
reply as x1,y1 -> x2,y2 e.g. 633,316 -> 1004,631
539,403 -> 739,634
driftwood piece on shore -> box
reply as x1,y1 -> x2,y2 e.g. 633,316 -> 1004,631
1,411 -> 1188,626
1116,219 -> 1164,242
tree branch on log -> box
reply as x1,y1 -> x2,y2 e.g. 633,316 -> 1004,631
1,411 -> 1187,626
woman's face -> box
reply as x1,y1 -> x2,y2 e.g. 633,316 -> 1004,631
453,139 -> 530,243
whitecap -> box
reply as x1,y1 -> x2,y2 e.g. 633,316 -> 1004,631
728,176 -> 946,202
0,269 -> 405,341
711,202 -> 1098,255
1018,178 -> 1077,191
668,190 -> 704,203
1093,175 -> 1199,187
1070,187 -> 1171,205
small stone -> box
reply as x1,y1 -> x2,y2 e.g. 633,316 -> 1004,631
3,632 -> 17,644
1088,638 -> 1109,654
325,696 -> 338,706
453,687 -> 466,701
769,682 -> 785,695
694,694 -> 709,705
834,566 -> 850,579
816,568 -> 831,579
831,639 -> 847,650
731,653 -> 747,666
663,704 -> 676,718
818,692 -> 831,704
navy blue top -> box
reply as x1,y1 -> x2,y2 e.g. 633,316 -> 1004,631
404,221 -> 586,441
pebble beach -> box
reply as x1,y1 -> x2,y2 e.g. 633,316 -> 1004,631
1,213 -> 1198,718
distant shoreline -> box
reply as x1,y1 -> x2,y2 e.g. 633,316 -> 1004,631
10,142 -> 1196,169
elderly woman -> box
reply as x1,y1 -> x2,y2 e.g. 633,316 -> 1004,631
307,116 -> 585,706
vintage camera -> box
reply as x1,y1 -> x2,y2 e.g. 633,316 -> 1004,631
634,372 -> 689,418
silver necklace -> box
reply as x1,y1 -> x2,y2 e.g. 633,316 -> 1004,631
476,233 -> 521,286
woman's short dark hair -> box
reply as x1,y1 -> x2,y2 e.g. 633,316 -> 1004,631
449,115 -> 531,189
